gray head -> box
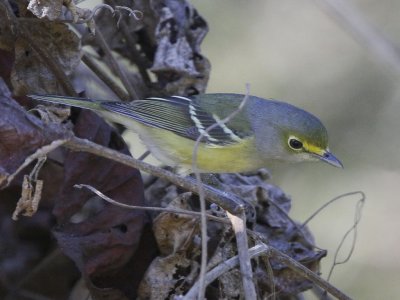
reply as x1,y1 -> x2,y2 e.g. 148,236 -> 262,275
249,97 -> 342,167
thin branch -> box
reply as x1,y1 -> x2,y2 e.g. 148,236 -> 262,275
227,211 -> 257,300
72,4 -> 115,24
249,235 -> 352,300
185,244 -> 270,299
269,246 -> 351,300
1,139 -> 68,188
301,191 -> 365,227
81,53 -> 130,101
327,194 -> 365,281
191,86 -> 250,300
93,23 -> 139,100
260,252 -> 276,300
314,0 -> 400,75
114,6 -> 143,27
74,184 -> 228,224
108,0 -> 152,85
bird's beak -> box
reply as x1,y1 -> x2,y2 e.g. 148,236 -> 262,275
315,151 -> 343,168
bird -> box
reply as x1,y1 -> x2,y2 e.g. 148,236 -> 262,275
28,93 -> 343,173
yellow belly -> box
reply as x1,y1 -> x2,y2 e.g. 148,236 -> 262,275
140,127 -> 260,173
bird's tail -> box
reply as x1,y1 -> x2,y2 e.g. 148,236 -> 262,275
28,94 -> 103,110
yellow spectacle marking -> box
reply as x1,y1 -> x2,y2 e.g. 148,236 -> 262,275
303,141 -> 325,156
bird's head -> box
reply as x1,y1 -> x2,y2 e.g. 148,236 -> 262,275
279,109 -> 343,168
252,99 -> 343,168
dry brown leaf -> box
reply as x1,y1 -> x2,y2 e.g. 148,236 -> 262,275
12,175 -> 43,220
138,193 -> 202,299
11,22 -> 80,95
153,193 -> 200,256
138,254 -> 199,300
150,1 -> 210,95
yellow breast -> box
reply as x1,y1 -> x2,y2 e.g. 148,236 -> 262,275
140,127 -> 260,173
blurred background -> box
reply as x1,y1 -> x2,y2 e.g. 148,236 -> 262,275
187,0 -> 400,298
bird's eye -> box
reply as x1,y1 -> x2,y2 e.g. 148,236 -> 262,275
288,138 -> 303,150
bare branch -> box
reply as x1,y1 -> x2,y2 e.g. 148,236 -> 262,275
184,244 -> 270,299
268,246 -> 352,300
227,211 -> 257,300
93,24 -> 139,100
302,191 -> 365,227
81,53 -> 130,101
74,184 -> 228,223
327,194 -> 365,281
1,139 -> 68,188
250,231 -> 353,300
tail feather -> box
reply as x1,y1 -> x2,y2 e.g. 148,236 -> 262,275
28,94 -> 103,110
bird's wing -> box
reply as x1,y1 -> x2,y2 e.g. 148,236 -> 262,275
101,95 -> 252,146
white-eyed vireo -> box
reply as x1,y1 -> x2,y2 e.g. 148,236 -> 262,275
29,93 -> 343,172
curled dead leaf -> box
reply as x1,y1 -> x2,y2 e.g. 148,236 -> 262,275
11,22 -> 81,95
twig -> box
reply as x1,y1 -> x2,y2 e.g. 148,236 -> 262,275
3,140 -> 63,220
185,244 -> 270,299
93,24 -> 139,100
260,252 -> 276,300
108,0 -> 152,85
248,231 -> 352,300
314,0 -> 400,75
81,53 -> 130,101
114,6 -> 143,27
268,246 -> 352,300
74,184 -> 228,224
73,4 -> 115,24
327,193 -> 365,281
191,86 -> 250,300
2,139 -> 68,188
64,136 -> 249,214
227,211 -> 257,300
301,191 -> 365,227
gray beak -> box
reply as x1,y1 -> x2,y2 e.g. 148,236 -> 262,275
317,151 -> 343,168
